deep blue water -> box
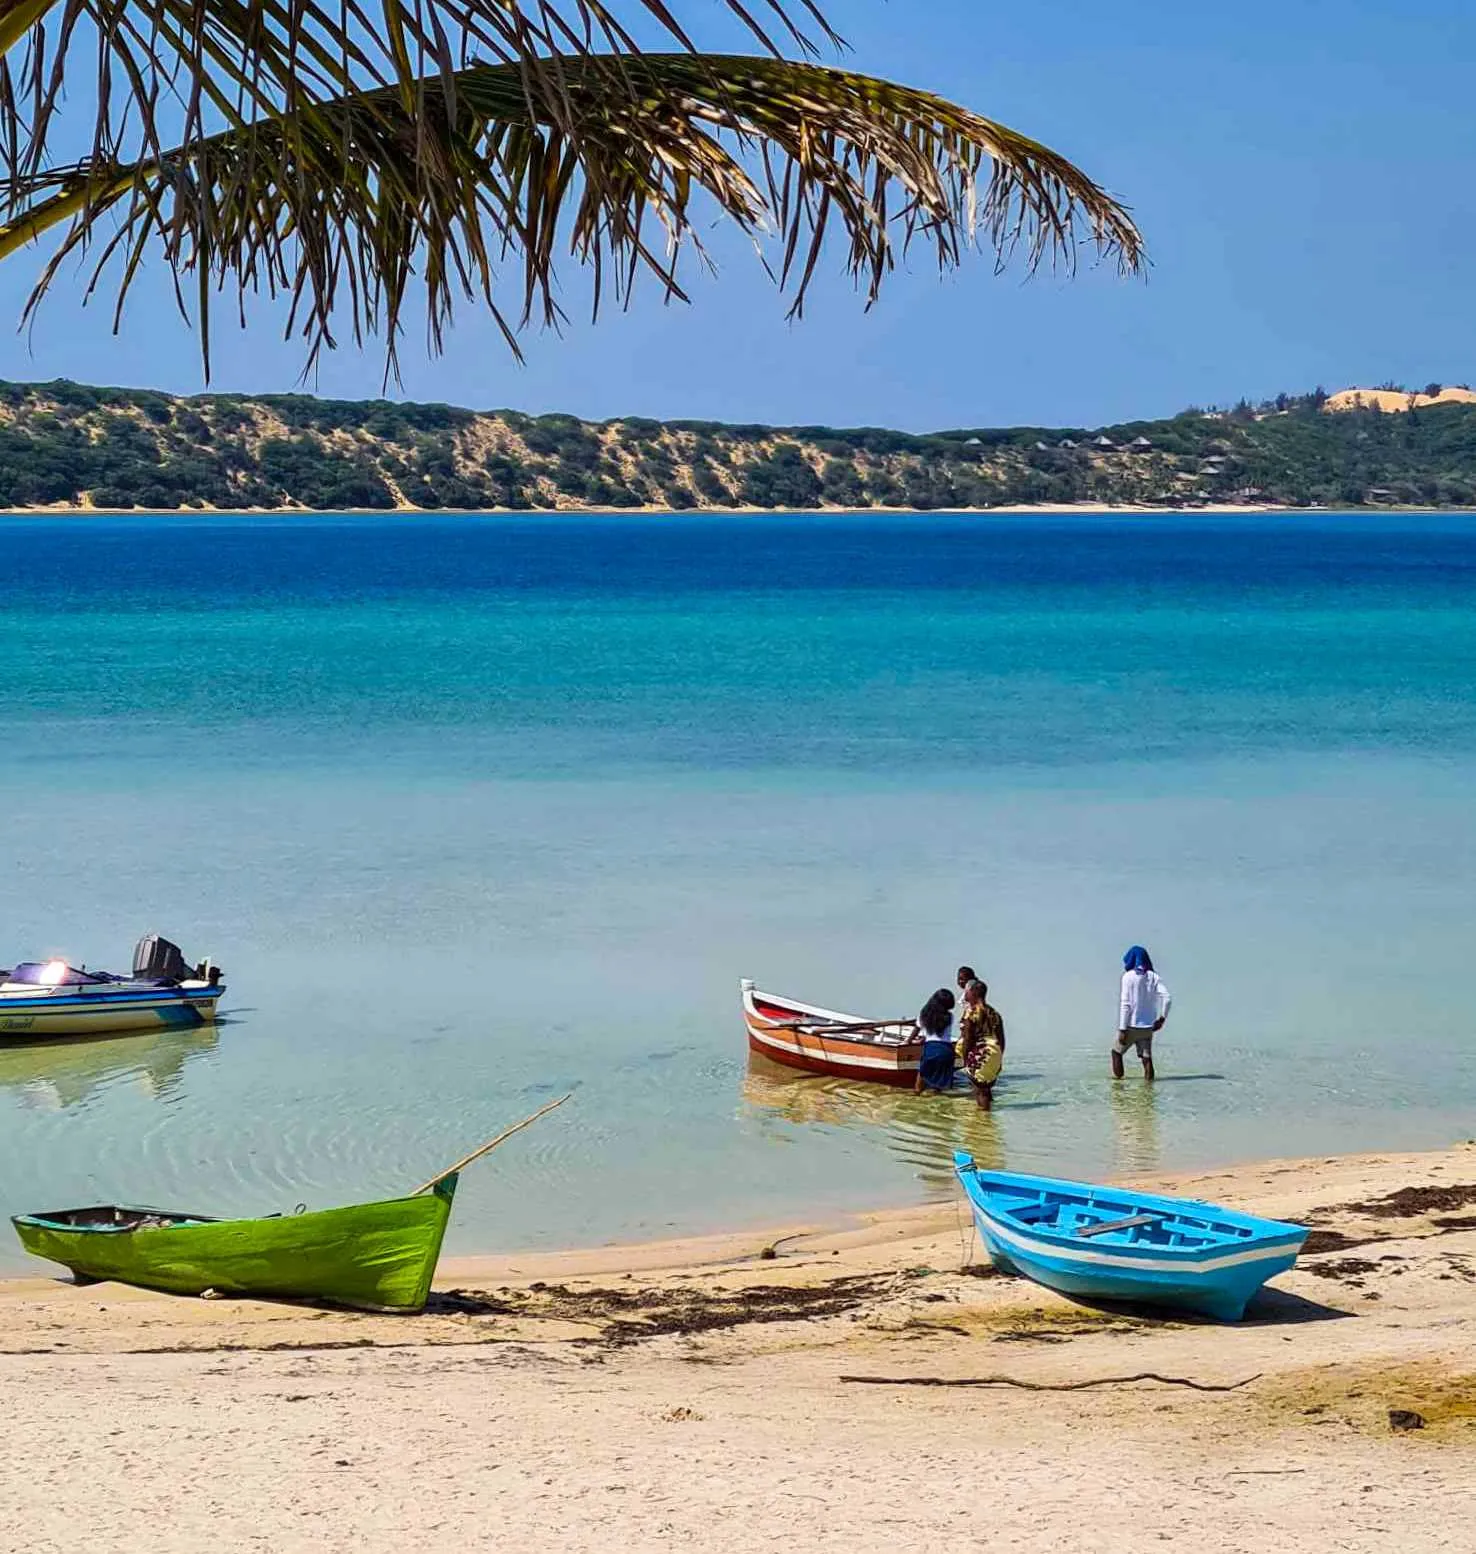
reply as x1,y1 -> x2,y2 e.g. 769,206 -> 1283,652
1,511 -> 1473,1267
7,511 -> 1476,769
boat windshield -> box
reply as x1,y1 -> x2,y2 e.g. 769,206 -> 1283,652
6,960 -> 110,987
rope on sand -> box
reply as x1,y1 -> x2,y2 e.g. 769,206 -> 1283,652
838,1371 -> 1263,1392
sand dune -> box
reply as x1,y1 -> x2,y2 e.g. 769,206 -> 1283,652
1324,385 -> 1476,413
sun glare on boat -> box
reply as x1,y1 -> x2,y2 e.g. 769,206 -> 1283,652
39,959 -> 69,986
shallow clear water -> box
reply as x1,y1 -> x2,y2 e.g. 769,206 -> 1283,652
1,512 -> 1474,1270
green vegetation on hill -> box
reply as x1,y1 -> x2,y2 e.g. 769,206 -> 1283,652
2,380 -> 1476,511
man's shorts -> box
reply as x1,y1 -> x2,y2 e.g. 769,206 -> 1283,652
1113,1027 -> 1156,1056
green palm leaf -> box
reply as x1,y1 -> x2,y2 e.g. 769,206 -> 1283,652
0,49 -> 1142,375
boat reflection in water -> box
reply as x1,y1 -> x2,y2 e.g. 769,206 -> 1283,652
0,1024 -> 220,1112
742,1053 -> 1005,1191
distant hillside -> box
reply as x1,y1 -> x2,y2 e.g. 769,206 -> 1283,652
3,379 -> 1476,511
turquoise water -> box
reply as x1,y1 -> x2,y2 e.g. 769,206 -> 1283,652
1,512 -> 1474,1270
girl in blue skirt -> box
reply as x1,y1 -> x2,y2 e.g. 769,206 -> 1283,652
913,987 -> 957,1094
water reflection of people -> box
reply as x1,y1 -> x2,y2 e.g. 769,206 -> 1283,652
743,1055 -> 1006,1188
0,1025 -> 219,1111
1109,1072 -> 1161,1174
889,1085 -> 1007,1190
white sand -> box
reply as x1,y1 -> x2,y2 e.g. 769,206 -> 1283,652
1323,386 -> 1476,413
3,1145 -> 1474,1551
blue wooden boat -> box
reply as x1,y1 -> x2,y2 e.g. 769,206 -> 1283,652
953,1153 -> 1307,1321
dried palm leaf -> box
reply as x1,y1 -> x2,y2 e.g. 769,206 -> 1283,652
0,47 -> 1143,375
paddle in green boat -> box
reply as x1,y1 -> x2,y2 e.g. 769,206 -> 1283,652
11,1094 -> 569,1313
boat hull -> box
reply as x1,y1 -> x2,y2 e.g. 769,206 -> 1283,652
742,981 -> 920,1086
954,1157 -> 1305,1322
0,987 -> 224,1042
12,1177 -> 456,1313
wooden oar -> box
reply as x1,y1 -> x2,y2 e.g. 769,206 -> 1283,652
411,1093 -> 571,1194
771,1017 -> 912,1033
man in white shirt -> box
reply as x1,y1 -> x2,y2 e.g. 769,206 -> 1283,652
1113,945 -> 1171,1082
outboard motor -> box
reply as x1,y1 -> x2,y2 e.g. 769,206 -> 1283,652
133,933 -> 190,983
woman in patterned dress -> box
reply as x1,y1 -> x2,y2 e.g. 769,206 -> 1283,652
959,978 -> 1005,1111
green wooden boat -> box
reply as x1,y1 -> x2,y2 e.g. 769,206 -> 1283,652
12,1093 -> 570,1312
11,1176 -> 458,1312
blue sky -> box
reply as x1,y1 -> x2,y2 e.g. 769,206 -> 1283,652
0,1 -> 1473,428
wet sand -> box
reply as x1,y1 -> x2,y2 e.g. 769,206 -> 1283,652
3,1144 -> 1474,1552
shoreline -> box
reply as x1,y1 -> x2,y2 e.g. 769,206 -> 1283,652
3,1136 -> 1470,1306
5,500 -> 1476,518
4,1140 -> 1474,1551
3,1133 -> 1474,1299
0,1136 -> 1461,1297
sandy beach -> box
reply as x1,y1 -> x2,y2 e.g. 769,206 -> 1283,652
5,500 -> 1295,516
3,1144 -> 1473,1552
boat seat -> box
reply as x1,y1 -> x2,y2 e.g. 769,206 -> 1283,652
1075,1212 -> 1161,1239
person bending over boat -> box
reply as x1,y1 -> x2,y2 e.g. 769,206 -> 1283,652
1113,945 -> 1171,1083
956,965 -> 1004,1054
959,979 -> 1005,1111
914,988 -> 957,1095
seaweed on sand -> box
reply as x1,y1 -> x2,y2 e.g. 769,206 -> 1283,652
439,1272 -> 922,1347
1312,1184 -> 1476,1221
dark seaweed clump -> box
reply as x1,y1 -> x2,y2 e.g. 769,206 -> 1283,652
431,1273 -> 917,1346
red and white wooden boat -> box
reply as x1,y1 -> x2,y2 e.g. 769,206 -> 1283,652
741,980 -> 921,1087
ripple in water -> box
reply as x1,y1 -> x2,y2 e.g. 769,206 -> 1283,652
3,514 -> 1476,1268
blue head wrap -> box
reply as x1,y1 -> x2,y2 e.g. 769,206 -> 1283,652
1123,945 -> 1154,973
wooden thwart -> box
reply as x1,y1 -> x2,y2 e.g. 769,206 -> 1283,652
1075,1212 -> 1161,1239
411,1093 -> 572,1195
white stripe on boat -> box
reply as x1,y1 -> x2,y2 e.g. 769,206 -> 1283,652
746,1028 -> 913,1071
974,1212 -> 1297,1276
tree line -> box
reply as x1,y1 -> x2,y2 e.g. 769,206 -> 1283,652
2,378 -> 1475,511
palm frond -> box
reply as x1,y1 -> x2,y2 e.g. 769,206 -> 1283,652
0,52 -> 1143,376
0,0 -> 840,204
